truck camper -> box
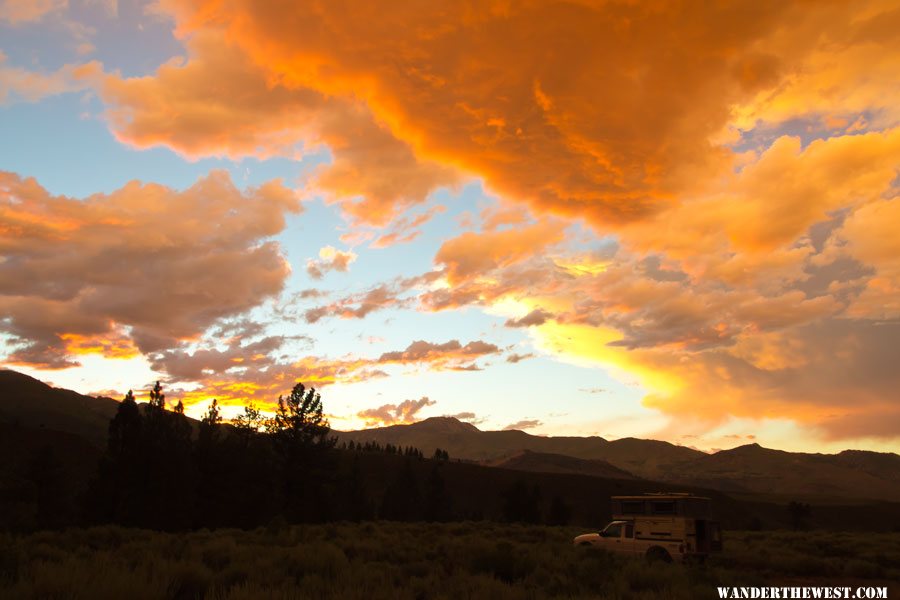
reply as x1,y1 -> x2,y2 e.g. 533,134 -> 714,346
573,493 -> 722,562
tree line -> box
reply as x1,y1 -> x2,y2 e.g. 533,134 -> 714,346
85,381 -> 343,529
6,380 -> 574,531
81,380 -> 553,530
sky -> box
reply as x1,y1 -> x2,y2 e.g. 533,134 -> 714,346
1,0 -> 899,454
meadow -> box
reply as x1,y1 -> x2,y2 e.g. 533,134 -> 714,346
1,523 -> 897,599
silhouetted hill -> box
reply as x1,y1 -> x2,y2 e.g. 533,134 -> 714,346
413,416 -> 481,434
659,443 -> 900,502
343,450 -> 900,532
336,418 -> 703,478
0,370 -> 119,448
833,449 -> 900,483
482,450 -> 637,480
338,418 -> 900,502
3,368 -> 899,514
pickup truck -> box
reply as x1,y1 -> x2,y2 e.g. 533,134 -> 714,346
574,520 -> 687,562
573,493 -> 722,563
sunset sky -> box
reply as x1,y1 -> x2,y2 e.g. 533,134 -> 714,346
2,0 -> 899,453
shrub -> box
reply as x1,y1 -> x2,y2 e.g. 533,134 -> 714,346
166,563 -> 213,600
2,525 -> 897,598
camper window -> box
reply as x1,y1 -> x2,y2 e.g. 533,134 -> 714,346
651,501 -> 676,515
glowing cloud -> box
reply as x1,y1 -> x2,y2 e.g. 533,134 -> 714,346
0,170 -> 299,368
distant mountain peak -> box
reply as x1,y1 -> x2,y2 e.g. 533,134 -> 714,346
412,416 -> 481,433
716,442 -> 766,454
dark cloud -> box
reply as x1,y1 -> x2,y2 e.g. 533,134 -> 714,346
377,339 -> 500,366
149,336 -> 286,381
506,353 -> 535,364
504,308 -> 554,328
303,283 -> 413,323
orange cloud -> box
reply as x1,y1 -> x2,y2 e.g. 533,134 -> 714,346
0,0 -> 67,24
826,197 -> 900,320
0,51 -> 101,104
369,205 -> 446,249
156,0 -> 857,225
357,396 -> 435,426
533,318 -> 900,442
377,339 -> 500,371
609,128 -> 900,302
730,4 -> 900,131
435,221 -> 566,285
60,332 -> 141,360
99,29 -> 457,225
0,170 -> 299,368
408,218 -> 894,441
306,245 -> 357,279
311,104 -> 459,226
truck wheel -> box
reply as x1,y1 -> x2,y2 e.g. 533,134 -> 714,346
646,547 -> 672,563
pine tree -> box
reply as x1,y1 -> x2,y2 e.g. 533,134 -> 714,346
268,382 -> 337,522
108,390 -> 141,459
137,380 -> 194,530
232,402 -> 265,440
268,382 -> 334,448
199,400 -> 221,440
87,390 -> 143,525
194,399 -> 224,528
148,381 -> 166,410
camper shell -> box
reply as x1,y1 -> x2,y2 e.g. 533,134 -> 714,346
574,493 -> 722,562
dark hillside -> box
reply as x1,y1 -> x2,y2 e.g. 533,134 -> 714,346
336,416 -> 704,477
659,443 -> 900,502
2,369 -> 899,533
338,418 -> 900,502
482,450 -> 637,480
0,370 -> 119,448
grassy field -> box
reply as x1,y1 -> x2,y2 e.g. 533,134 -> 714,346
1,523 -> 897,599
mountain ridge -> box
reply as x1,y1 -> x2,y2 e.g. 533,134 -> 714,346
0,369 -> 120,448
336,416 -> 900,501
3,369 -> 898,502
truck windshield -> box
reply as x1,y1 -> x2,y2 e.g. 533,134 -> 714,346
602,523 -> 622,537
